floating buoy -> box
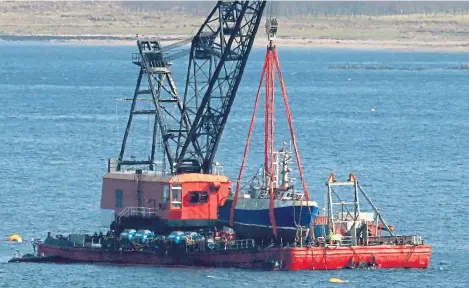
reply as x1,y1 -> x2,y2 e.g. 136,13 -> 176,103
8,234 -> 23,243
370,108 -> 376,112
329,277 -> 348,283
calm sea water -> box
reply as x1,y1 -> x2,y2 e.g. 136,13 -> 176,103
0,41 -> 468,287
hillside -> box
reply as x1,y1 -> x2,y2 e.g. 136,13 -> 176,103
1,1 -> 468,51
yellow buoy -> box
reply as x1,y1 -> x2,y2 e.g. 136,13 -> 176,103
7,234 -> 23,243
329,277 -> 348,284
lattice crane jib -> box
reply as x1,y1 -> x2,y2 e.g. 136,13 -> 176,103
116,38 -> 190,173
115,1 -> 266,175
177,1 -> 267,174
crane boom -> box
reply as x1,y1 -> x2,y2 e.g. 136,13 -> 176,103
114,1 -> 266,175
176,1 -> 267,173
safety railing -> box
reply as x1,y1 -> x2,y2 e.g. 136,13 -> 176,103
116,169 -> 165,176
367,235 -> 425,246
340,236 -> 353,246
316,235 -> 425,247
117,207 -> 159,219
132,53 -> 141,63
217,239 -> 256,251
316,235 -> 353,247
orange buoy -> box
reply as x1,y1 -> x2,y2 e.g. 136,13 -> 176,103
7,234 -> 23,243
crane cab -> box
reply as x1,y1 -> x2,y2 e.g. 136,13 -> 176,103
100,170 -> 231,234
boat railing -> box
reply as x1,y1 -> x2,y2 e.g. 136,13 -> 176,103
317,235 -> 425,247
117,207 -> 159,219
117,169 -> 165,176
132,52 -> 141,64
340,236 -> 353,246
234,239 -> 256,250
367,235 -> 425,246
217,239 -> 256,251
316,236 -> 353,247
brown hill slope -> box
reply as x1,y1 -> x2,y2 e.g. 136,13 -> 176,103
1,1 -> 468,51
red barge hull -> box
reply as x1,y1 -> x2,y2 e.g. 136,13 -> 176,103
37,243 -> 431,270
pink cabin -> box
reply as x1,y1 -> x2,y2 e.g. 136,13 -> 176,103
100,171 -> 231,231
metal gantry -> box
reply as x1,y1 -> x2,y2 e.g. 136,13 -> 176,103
325,173 -> 395,245
116,1 -> 266,174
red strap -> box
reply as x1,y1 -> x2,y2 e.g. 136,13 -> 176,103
229,51 -> 268,228
264,51 -> 270,174
268,50 -> 278,237
273,49 -> 310,202
230,46 -> 310,239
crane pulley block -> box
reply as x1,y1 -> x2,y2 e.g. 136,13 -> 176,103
266,18 -> 278,41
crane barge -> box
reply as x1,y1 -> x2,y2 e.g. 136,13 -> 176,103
10,0 -> 431,270
99,0 -> 267,235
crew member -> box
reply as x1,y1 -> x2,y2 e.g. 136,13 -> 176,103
326,229 -> 334,245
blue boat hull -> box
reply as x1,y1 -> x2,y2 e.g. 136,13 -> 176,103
218,199 -> 319,243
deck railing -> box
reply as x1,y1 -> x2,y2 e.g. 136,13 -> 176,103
367,235 -> 425,246
316,235 -> 425,247
210,239 -> 256,251
232,239 -> 256,250
117,207 -> 159,219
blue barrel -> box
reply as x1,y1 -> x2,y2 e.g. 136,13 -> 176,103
167,231 -> 184,244
314,225 -> 329,238
141,230 -> 155,243
120,229 -> 137,241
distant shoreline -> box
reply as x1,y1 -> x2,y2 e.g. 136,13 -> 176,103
2,1 -> 469,53
1,34 -> 469,53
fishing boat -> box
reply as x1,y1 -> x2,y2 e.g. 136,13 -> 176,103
218,143 -> 319,243
218,17 -> 318,244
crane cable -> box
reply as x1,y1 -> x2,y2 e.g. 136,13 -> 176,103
269,0 -> 274,18
229,55 -> 269,228
230,10 -> 312,240
230,46 -> 280,237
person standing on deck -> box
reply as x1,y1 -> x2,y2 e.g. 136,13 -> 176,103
327,229 -> 334,245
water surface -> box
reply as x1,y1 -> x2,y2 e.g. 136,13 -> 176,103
0,41 -> 468,287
